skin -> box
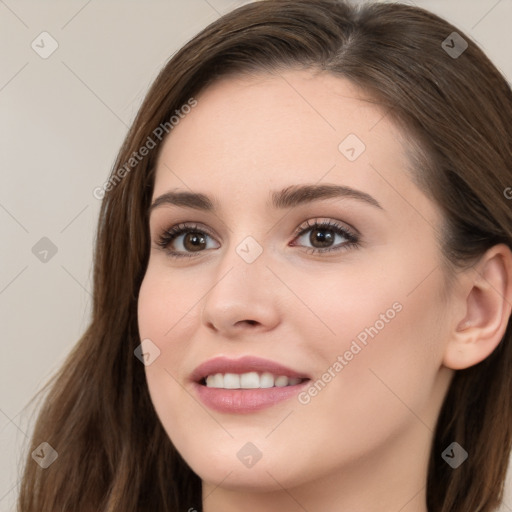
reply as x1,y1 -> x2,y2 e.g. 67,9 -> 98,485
137,69 -> 512,512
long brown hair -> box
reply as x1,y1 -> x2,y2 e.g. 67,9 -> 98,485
17,1 -> 512,510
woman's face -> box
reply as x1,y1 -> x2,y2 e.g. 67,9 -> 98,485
137,69 -> 456,503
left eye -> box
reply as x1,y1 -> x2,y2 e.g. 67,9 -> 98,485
291,219 -> 359,254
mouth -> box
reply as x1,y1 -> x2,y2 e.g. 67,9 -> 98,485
190,355 -> 312,413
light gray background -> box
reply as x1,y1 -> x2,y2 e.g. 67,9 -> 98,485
1,0 -> 511,510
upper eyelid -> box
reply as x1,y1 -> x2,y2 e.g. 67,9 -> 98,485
155,218 -> 357,244
149,198 -> 365,234
153,217 -> 354,234
295,217 -> 358,236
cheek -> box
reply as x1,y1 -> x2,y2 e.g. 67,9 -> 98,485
137,268 -> 191,390
137,265 -> 200,341
322,272 -> 445,427
137,268 -> 201,392
290,255 -> 446,418
137,269 -> 197,449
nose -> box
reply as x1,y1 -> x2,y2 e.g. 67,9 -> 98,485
200,238 -> 282,338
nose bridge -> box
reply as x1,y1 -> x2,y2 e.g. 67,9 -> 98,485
199,229 -> 281,333
209,231 -> 269,302
215,211 -> 270,278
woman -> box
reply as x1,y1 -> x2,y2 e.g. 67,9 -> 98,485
17,0 -> 512,511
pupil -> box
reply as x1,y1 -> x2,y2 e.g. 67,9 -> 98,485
311,228 -> 334,248
185,232 -> 206,251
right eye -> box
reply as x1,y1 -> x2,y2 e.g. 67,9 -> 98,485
157,222 -> 220,258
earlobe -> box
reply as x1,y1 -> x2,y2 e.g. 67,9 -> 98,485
443,244 -> 512,370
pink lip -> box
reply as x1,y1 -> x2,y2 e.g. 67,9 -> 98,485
192,381 -> 310,413
189,356 -> 311,414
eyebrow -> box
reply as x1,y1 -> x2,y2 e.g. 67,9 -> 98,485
149,183 -> 383,213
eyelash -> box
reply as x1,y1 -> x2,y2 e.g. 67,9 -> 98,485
155,219 -> 360,259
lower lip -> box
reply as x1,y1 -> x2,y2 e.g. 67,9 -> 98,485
192,380 -> 311,413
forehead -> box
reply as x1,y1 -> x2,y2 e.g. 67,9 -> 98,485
155,70 -> 396,174
152,69 -> 437,226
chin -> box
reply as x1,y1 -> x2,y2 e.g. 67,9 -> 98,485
183,443 -> 312,492
197,465 -> 293,492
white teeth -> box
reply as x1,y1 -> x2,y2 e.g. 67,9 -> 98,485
240,372 -> 260,389
223,373 -> 240,389
259,372 -> 274,388
206,373 -> 224,388
204,372 -> 305,389
274,375 -> 289,387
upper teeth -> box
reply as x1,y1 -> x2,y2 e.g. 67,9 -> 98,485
205,372 -> 303,389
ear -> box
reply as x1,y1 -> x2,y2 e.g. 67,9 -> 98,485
443,243 -> 512,370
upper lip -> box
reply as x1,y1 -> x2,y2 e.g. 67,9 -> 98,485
190,355 -> 311,384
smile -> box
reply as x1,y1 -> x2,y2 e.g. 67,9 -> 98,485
190,355 -> 311,413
